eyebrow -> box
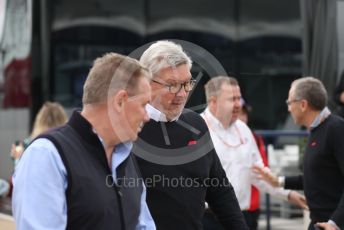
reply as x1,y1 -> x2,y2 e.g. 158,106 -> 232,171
165,76 -> 192,84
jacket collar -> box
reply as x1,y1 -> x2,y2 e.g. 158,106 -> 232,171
67,110 -> 104,151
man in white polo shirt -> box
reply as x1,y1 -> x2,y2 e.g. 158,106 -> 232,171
201,76 -> 308,230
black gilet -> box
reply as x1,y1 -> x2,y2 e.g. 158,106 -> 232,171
40,111 -> 142,230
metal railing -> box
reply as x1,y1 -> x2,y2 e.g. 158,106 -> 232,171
254,130 -> 308,230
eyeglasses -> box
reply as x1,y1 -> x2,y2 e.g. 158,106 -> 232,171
152,79 -> 196,94
285,99 -> 301,106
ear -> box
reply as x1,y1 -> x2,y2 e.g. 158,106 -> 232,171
300,99 -> 308,112
209,96 -> 217,105
207,96 -> 217,111
112,90 -> 129,112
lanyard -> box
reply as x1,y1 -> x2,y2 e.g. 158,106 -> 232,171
203,114 -> 245,148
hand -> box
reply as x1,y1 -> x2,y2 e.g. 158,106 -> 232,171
315,222 -> 338,230
10,143 -> 24,160
252,165 -> 279,187
287,190 -> 308,210
340,92 -> 344,103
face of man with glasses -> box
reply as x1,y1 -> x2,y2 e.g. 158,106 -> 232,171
287,86 -> 304,126
150,63 -> 194,120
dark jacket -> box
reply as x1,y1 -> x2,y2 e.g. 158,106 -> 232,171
134,109 -> 248,230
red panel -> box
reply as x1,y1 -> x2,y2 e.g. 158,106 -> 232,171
3,57 -> 32,108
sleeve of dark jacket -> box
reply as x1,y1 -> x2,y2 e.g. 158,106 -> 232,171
329,118 -> 344,228
285,175 -> 303,190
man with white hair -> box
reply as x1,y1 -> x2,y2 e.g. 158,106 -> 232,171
134,40 -> 248,230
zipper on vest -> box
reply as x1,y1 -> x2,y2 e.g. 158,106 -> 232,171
114,183 -> 126,230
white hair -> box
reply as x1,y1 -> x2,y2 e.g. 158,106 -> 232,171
140,40 -> 192,77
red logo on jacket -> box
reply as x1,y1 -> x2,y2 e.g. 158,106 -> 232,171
188,140 -> 197,145
310,140 -> 317,147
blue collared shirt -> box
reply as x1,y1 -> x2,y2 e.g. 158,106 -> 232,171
309,106 -> 331,130
12,138 -> 155,230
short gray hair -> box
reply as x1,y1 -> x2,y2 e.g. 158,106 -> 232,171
204,76 -> 238,102
140,40 -> 192,78
83,53 -> 151,105
291,76 -> 327,110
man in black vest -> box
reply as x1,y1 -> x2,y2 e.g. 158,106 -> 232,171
133,40 -> 248,230
13,53 -> 156,230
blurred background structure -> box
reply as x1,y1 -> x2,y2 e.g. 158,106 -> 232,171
0,1 -> 344,229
